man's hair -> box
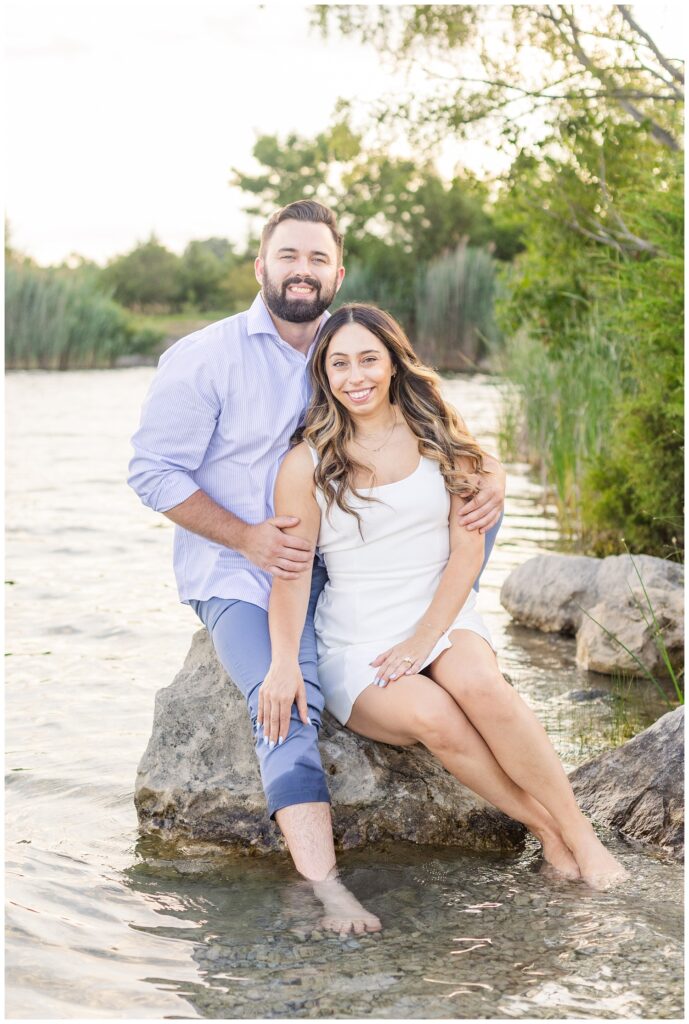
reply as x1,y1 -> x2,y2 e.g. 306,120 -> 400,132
260,200 -> 344,262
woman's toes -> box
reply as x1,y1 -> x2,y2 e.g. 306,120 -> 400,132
539,833 -> 581,879
540,860 -> 580,881
582,865 -> 630,891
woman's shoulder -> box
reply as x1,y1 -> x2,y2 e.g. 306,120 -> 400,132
279,440 -> 318,479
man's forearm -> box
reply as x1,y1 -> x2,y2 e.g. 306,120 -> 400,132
163,489 -> 248,552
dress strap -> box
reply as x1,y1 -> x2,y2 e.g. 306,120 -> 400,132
306,443 -> 319,468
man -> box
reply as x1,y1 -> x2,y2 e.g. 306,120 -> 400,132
128,200 -> 505,934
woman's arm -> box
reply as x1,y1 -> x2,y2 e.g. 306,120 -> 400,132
371,488 -> 485,685
259,443 -> 322,746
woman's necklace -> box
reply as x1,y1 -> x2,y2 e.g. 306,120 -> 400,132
352,415 -> 398,454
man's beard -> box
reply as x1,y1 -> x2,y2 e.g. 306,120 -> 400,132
262,270 -> 338,323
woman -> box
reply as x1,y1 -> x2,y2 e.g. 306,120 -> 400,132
259,303 -> 628,890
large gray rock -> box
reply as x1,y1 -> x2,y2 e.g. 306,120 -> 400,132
569,707 -> 684,861
500,554 -> 683,678
135,629 -> 525,854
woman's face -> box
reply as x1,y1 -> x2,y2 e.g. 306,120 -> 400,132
324,323 -> 395,418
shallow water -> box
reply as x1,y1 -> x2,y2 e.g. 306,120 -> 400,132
5,368 -> 682,1019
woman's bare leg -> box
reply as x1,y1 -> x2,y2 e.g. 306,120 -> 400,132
347,676 -> 581,878
428,630 -> 629,889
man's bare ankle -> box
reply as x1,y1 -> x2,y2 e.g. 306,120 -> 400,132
300,862 -> 338,883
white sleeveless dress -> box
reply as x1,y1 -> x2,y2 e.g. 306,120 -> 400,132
309,449 -> 496,725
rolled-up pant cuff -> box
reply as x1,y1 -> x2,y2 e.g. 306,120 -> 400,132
267,785 -> 332,820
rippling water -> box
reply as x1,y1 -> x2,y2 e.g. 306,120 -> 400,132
5,369 -> 682,1018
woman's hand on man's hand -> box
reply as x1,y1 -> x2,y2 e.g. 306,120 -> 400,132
456,455 -> 505,533
369,631 -> 437,686
257,660 -> 311,746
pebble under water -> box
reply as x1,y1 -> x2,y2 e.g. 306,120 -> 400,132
128,837 -> 683,1019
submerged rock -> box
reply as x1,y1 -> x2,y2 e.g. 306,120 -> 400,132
563,688 -> 611,703
135,629 -> 526,854
500,554 -> 683,678
570,706 -> 684,861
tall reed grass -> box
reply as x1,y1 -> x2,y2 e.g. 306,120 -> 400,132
497,306 -> 620,539
335,243 -> 501,371
5,263 -> 161,370
334,259 -> 416,329
415,242 -> 501,370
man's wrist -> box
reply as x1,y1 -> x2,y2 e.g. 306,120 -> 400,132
230,519 -> 251,556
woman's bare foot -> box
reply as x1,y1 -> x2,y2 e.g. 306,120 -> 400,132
535,827 -> 581,880
566,823 -> 629,889
310,875 -> 382,937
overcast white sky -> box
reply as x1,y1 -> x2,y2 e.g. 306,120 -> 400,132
5,1 -> 683,266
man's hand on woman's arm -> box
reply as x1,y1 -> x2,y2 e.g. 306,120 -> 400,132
163,489 -> 313,580
455,453 -> 505,533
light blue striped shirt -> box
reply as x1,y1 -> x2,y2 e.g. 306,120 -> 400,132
128,292 -> 329,608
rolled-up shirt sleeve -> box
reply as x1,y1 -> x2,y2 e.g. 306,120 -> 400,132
128,344 -> 221,513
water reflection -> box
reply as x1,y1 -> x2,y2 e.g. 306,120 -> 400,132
124,838 -> 682,1019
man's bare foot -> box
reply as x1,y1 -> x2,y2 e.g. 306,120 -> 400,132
311,875 -> 382,937
566,824 -> 629,890
535,828 -> 581,880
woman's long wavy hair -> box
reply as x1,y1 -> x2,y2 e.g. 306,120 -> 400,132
300,303 -> 488,526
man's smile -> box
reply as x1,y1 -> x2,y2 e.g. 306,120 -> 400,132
282,276 -> 320,299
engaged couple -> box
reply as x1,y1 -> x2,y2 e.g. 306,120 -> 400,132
129,200 -> 627,935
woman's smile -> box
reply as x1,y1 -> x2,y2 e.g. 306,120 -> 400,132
345,386 -> 375,404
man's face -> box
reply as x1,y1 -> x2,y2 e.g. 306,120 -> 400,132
255,220 -> 345,323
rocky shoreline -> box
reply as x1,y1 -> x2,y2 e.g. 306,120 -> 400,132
135,629 -> 526,855
135,626 -> 684,862
500,553 -> 683,679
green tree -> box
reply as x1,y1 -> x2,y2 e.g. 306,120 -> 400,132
315,5 -> 683,154
232,116 -> 361,217
581,179 -> 683,557
314,5 -> 684,556
192,237 -> 238,263
178,240 -> 226,309
232,120 -> 517,331
221,259 -> 261,312
102,235 -> 181,310
494,112 -> 683,556
233,120 -> 506,262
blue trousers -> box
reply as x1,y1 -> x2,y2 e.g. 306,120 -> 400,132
190,561 -> 331,819
190,512 -> 503,820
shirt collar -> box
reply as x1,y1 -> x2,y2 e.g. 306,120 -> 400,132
247,291 -> 331,352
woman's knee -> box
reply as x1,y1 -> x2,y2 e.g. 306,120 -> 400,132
454,666 -> 514,714
408,687 -> 469,750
